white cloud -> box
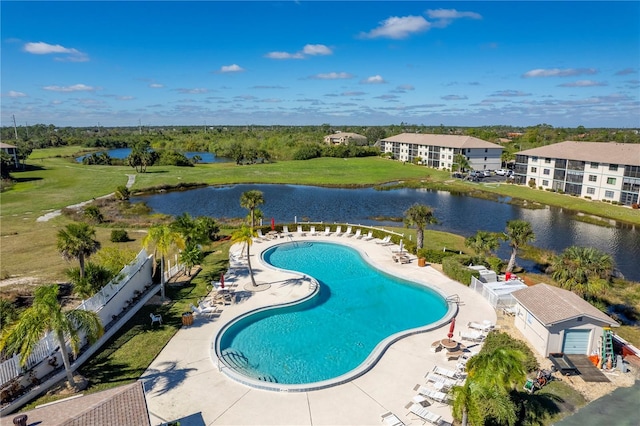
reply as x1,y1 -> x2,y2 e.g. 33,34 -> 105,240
312,72 -> 353,80
442,94 -> 469,100
426,9 -> 482,20
490,90 -> 531,97
523,68 -> 597,78
43,84 -> 95,92
265,51 -> 304,59
149,83 -> 164,89
5,91 -> 27,98
218,64 -> 245,73
559,80 -> 607,87
302,44 -> 332,56
24,41 -> 88,62
176,88 -> 209,94
360,16 -> 430,39
361,75 -> 386,84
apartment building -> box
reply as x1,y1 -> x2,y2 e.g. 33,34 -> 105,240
379,133 -> 503,171
513,141 -> 640,206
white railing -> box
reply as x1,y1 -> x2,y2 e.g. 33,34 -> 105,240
0,249 -> 153,388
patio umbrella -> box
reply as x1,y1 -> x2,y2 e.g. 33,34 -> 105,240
271,217 -> 275,231
447,317 -> 456,341
220,274 -> 224,289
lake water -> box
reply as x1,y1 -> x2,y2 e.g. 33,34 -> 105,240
76,147 -> 229,163
131,184 -> 640,281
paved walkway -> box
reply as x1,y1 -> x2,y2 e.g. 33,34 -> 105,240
143,233 -> 497,426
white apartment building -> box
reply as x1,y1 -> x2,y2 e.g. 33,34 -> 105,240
379,133 -> 503,171
514,141 -> 640,206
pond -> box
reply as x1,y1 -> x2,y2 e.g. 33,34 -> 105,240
76,147 -> 230,163
131,184 -> 640,281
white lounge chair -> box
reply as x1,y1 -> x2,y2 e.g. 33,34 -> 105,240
460,330 -> 485,342
296,225 -> 306,236
190,303 -> 218,317
310,226 -> 319,236
254,229 -> 267,242
413,385 -> 449,404
432,365 -> 460,379
353,229 -> 362,239
381,411 -> 406,426
425,372 -> 459,389
406,403 -> 442,425
468,320 -> 494,332
343,226 -> 353,237
376,235 -> 391,245
334,225 -> 343,236
323,226 -> 332,236
363,230 -> 374,240
282,225 -> 293,238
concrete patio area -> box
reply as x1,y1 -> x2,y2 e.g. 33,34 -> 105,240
143,232 -> 497,426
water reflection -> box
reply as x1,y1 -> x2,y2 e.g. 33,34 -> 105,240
131,184 -> 640,281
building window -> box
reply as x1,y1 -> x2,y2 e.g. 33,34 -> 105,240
588,175 -> 597,182
590,162 -> 599,169
545,158 -> 551,164
448,155 -> 451,159
531,167 -> 537,173
542,180 -> 549,186
543,169 -> 550,175
607,177 -> 616,185
605,190 -> 614,198
609,164 -> 618,171
484,157 -> 487,161
532,156 -> 538,162
587,187 -> 595,194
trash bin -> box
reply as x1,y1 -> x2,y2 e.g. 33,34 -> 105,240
418,257 -> 426,267
13,415 -> 28,426
182,312 -> 193,326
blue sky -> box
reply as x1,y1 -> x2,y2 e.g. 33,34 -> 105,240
2,1 -> 639,128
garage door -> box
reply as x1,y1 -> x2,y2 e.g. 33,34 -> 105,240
562,329 -> 591,354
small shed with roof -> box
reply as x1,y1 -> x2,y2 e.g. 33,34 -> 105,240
511,284 -> 619,357
323,132 -> 368,146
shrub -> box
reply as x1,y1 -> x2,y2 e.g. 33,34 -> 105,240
528,179 -> 536,189
538,186 -> 543,190
632,203 -> 639,209
110,229 -> 130,242
83,205 -> 104,223
417,249 -> 458,264
442,254 -> 480,285
480,331 -> 539,373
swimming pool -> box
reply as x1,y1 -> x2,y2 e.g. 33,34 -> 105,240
215,241 -> 450,390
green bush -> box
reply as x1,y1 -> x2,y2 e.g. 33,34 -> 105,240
417,249 -> 457,264
486,256 -> 504,273
110,229 -> 130,242
480,331 -> 539,373
442,254 -> 480,285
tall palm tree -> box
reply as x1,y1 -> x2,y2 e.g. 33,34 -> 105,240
57,222 -> 101,279
66,261 -> 115,299
142,224 -> 185,300
551,246 -> 614,299
504,219 -> 535,272
404,203 -> 436,250
0,284 -> 103,390
231,226 -> 257,287
240,190 -> 265,229
465,231 -> 502,256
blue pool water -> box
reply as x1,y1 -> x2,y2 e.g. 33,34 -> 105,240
218,242 -> 448,385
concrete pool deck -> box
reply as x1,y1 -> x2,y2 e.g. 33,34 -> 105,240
143,233 -> 498,426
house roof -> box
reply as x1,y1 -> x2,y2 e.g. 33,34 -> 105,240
381,133 -> 503,149
6,382 -> 151,426
512,283 -> 619,327
0,142 -> 17,149
518,141 -> 640,166
325,132 -> 367,140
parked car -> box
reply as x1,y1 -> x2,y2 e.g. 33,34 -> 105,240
495,169 -> 509,176
482,170 -> 491,177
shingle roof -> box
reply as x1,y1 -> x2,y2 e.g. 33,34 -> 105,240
6,382 -> 151,426
518,141 -> 640,166
0,142 -> 17,149
511,283 -> 618,327
381,133 -> 503,149
325,132 -> 367,140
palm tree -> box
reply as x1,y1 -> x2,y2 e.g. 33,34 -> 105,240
240,190 -> 265,229
504,219 -> 535,272
179,243 -> 203,276
142,224 -> 185,300
66,261 -> 115,299
453,153 -> 471,173
404,203 -> 436,250
551,246 -> 614,299
0,284 -> 103,390
57,222 -> 101,279
465,231 -> 502,256
231,225 -> 257,287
